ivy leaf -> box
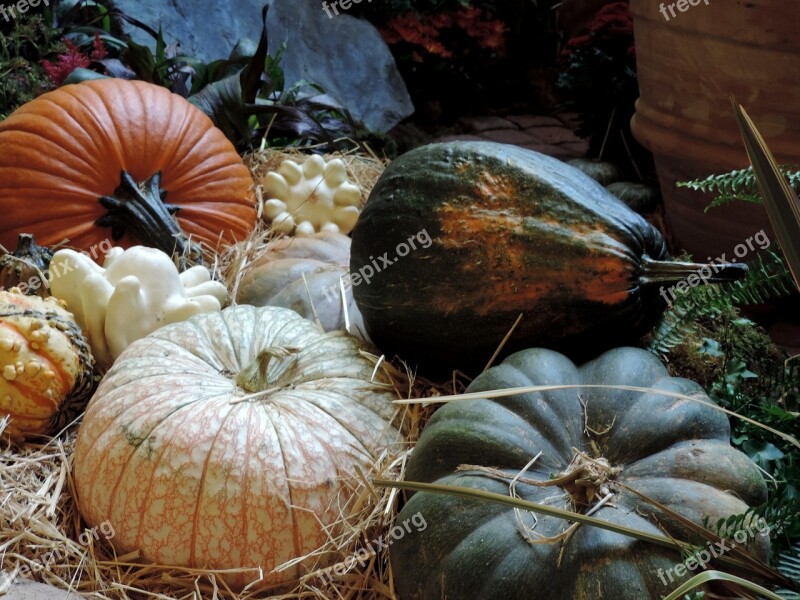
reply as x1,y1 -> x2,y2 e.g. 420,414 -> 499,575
743,440 -> 785,470
699,338 -> 724,357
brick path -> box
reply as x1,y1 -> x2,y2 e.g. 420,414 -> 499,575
437,113 -> 589,160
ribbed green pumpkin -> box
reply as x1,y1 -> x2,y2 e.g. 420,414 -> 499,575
350,142 -> 745,374
390,347 -> 768,599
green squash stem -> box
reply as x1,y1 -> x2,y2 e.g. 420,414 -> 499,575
96,171 -> 205,269
639,256 -> 749,286
236,346 -> 300,393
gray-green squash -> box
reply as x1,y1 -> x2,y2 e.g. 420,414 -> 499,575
350,141 -> 746,375
390,347 -> 768,599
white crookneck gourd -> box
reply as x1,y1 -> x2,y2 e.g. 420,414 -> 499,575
262,154 -> 362,236
49,246 -> 227,369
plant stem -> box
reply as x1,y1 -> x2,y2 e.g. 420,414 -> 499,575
95,171 -> 205,269
236,346 -> 299,393
639,257 -> 749,286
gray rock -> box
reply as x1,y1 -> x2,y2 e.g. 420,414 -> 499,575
1,577 -> 81,599
606,181 -> 661,214
112,0 -> 413,132
567,159 -> 621,185
266,0 -> 414,132
111,0 -> 273,64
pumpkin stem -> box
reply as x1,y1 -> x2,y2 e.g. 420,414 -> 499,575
0,234 -> 54,298
96,171 -> 205,270
639,256 -> 749,286
236,346 -> 301,393
12,234 -> 49,262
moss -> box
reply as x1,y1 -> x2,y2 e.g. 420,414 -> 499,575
0,16 -> 61,120
664,305 -> 788,400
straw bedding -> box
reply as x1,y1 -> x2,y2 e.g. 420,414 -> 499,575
0,147 -> 463,599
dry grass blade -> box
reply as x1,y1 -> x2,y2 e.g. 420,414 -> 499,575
661,570 -> 784,600
372,478 -> 761,575
0,148 -> 444,600
732,98 -> 800,291
482,313 -> 523,373
393,383 -> 800,450
615,481 -> 794,591
374,479 -> 792,595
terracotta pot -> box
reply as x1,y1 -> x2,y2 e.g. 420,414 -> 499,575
629,0 -> 800,258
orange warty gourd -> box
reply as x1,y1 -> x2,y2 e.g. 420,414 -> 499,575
0,79 -> 256,263
0,289 -> 94,439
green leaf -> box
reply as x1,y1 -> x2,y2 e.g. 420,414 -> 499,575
66,28 -> 128,52
743,440 -> 785,469
155,25 -> 166,65
123,37 -> 160,85
699,338 -> 724,357
733,99 -> 800,292
62,67 -> 110,84
189,75 -> 253,145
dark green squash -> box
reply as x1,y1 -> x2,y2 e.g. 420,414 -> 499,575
350,142 -> 744,374
390,347 -> 769,600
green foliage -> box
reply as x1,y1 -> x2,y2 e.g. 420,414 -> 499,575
184,8 -> 353,151
556,2 -> 638,160
655,300 -> 800,569
778,542 -> 800,599
652,162 -> 799,354
0,15 -> 61,119
650,156 -> 799,567
648,250 -> 795,353
49,4 -> 354,151
677,166 -> 800,211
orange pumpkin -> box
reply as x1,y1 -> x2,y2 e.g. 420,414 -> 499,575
0,79 -> 256,263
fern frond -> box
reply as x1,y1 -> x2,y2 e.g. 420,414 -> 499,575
648,251 -> 794,353
678,166 -> 800,196
725,251 -> 796,305
778,542 -> 800,582
647,290 -> 729,353
677,166 -> 800,212
777,542 -> 800,599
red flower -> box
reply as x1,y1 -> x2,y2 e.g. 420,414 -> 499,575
380,7 -> 507,58
455,7 -> 507,53
589,2 -> 633,38
561,1 -> 634,57
90,32 -> 108,61
42,34 -> 107,86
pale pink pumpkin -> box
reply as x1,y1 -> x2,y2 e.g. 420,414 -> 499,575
73,305 -> 399,589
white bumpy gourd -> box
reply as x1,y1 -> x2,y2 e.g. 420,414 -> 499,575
262,154 -> 362,236
50,246 -> 227,369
